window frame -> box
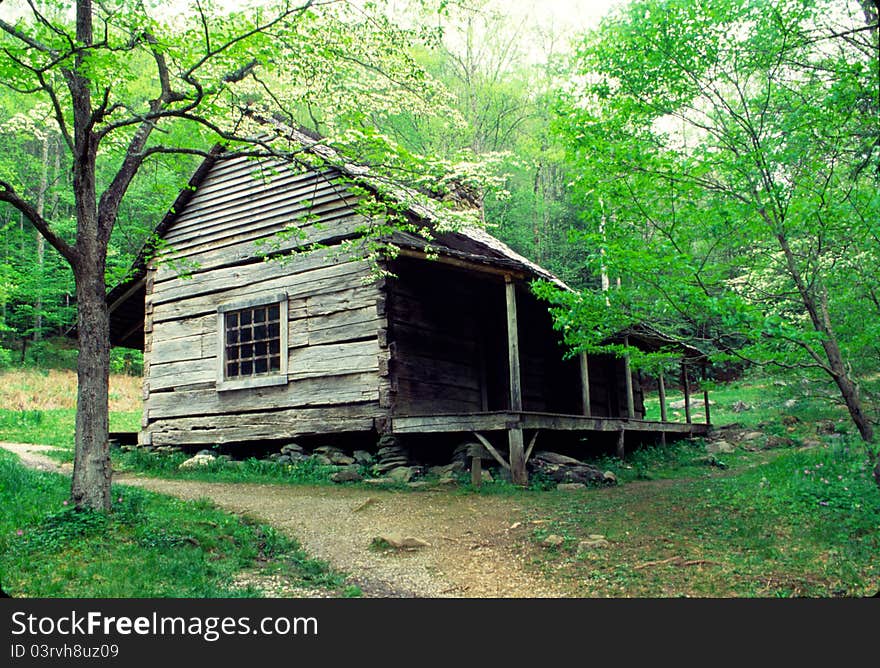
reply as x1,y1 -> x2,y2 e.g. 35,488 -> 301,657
216,292 -> 289,392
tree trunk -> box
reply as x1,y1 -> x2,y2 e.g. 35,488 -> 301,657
71,258 -> 111,511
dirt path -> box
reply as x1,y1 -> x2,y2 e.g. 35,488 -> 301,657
0,442 -> 564,598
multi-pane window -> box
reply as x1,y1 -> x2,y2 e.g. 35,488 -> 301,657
224,304 -> 282,378
217,294 -> 288,389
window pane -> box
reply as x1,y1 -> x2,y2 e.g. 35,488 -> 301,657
269,339 -> 280,355
226,362 -> 239,377
268,322 -> 279,338
240,328 -> 252,342
240,343 -> 253,358
227,329 -> 239,344
240,360 -> 253,375
226,346 -> 239,361
225,312 -> 238,328
254,358 -> 267,374
254,341 -> 267,356
254,325 -> 266,340
268,304 -> 280,321
253,307 -> 266,323
240,310 -> 252,326
269,356 -> 280,372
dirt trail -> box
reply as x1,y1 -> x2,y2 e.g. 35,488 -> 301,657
0,442 -> 564,598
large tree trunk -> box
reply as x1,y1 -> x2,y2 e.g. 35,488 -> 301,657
70,258 -> 111,511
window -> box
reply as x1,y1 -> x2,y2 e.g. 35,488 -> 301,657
217,293 -> 288,390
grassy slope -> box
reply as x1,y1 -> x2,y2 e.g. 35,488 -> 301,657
516,373 -> 880,597
0,448 -> 351,597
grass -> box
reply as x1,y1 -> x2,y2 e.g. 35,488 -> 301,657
0,369 -> 141,448
0,448 -> 352,598
520,439 -> 880,597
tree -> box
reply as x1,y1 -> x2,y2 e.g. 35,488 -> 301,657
0,0 -> 456,509
550,0 -> 879,482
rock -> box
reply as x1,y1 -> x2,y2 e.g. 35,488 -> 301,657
196,449 -> 216,457
429,462 -> 464,477
541,534 -> 565,548
352,450 -> 374,465
800,438 -> 822,448
407,481 -> 431,489
557,483 -> 586,491
783,399 -> 797,408
602,471 -> 618,485
577,536 -> 610,552
276,455 -> 293,465
386,466 -> 416,483
435,476 -> 458,487
781,415 -> 799,426
281,442 -> 304,454
313,446 -> 345,457
816,420 -> 836,435
179,454 -> 216,469
373,534 -> 430,550
329,453 -> 356,466
731,400 -> 751,413
311,454 -> 333,466
740,431 -> 765,442
481,469 -> 493,483
706,440 -> 736,455
363,478 -> 395,486
532,450 -> 586,467
452,443 -> 493,463
764,435 -> 796,449
330,468 -> 363,483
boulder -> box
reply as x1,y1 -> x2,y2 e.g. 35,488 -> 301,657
330,468 -> 363,483
311,454 -> 333,466
352,450 -> 374,465
329,453 -> 356,466
556,483 -> 586,492
706,440 -> 736,455
577,536 -> 610,552
281,442 -> 304,454
386,466 -> 416,483
196,449 -> 216,457
541,534 -> 565,549
602,471 -> 618,485
765,435 -> 796,449
531,450 -> 586,467
179,454 -> 216,469
739,431 -> 765,443
276,455 -> 293,465
373,534 -> 430,550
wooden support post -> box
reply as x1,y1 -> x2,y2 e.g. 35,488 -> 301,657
579,352 -> 591,417
658,372 -> 668,423
505,276 -> 522,413
623,336 -> 635,419
509,427 -> 527,485
505,276 -> 527,485
682,362 -> 692,424
470,454 -> 482,489
616,428 -> 625,460
702,365 -> 711,425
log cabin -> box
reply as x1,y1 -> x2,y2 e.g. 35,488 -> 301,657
107,131 -> 708,482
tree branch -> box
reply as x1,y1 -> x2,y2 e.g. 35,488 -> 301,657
0,179 -> 75,263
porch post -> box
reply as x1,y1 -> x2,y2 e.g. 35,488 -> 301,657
658,372 -> 668,422
579,352 -> 591,417
681,362 -> 692,424
505,276 -> 527,485
702,364 -> 711,425
623,336 -> 635,419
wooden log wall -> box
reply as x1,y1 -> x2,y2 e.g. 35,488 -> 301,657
142,156 -> 386,447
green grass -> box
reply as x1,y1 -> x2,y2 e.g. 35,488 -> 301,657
0,408 -> 140,448
519,439 -> 880,597
0,448 -> 351,597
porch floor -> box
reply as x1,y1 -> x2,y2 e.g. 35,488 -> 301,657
390,410 -> 710,436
